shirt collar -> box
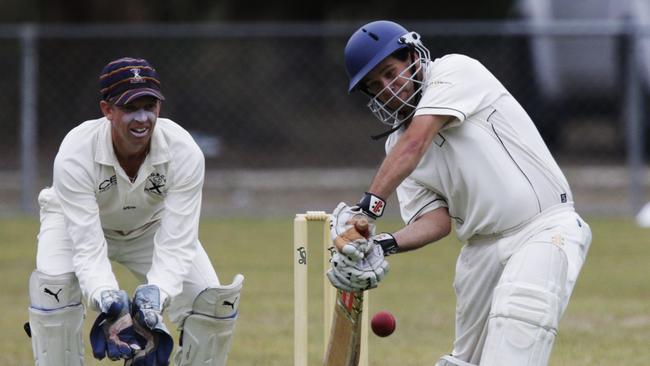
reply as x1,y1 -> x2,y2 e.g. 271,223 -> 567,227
94,117 -> 170,166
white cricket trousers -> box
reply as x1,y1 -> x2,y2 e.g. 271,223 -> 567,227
35,191 -> 220,325
450,203 -> 591,364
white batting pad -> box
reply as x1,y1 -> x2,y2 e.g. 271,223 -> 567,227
636,201 -> 650,227
480,242 -> 568,366
175,274 -> 244,366
435,355 -> 478,366
28,271 -> 84,366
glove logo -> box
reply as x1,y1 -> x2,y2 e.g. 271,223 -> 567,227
370,197 -> 384,215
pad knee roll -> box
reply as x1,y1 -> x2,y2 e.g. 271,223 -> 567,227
28,271 -> 84,366
29,270 -> 82,310
175,274 -> 244,366
490,241 -> 568,331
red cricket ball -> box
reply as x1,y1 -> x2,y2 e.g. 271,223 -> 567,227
371,311 -> 396,337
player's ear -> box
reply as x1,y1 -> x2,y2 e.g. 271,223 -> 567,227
99,100 -> 113,121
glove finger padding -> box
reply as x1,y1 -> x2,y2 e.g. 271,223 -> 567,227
326,268 -> 358,292
328,246 -> 389,291
327,267 -> 371,292
330,251 -> 358,273
130,285 -> 174,366
90,296 -> 139,361
89,318 -> 108,358
364,245 -> 389,284
328,253 -> 371,291
130,317 -> 174,366
332,245 -> 390,288
338,238 -> 372,261
89,290 -> 140,361
366,245 -> 390,278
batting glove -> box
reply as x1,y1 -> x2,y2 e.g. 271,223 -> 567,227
89,289 -> 140,361
129,285 -> 174,366
327,244 -> 389,291
357,192 -> 386,219
371,232 -> 399,256
330,202 -> 376,260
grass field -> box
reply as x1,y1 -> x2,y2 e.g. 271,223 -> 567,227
1,216 -> 649,365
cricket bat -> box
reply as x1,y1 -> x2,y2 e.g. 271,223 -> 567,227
324,218 -> 368,366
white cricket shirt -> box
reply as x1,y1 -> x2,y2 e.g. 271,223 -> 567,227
46,117 -> 204,303
389,54 -> 572,242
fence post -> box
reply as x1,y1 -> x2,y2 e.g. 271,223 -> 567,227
621,18 -> 644,215
19,24 -> 38,215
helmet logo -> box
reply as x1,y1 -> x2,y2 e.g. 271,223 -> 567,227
362,28 -> 379,41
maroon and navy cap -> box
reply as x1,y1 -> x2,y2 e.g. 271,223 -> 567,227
99,57 -> 165,106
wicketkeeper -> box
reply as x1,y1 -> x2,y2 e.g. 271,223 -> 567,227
26,57 -> 244,366
328,20 -> 592,366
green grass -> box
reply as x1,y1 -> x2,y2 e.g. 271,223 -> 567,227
1,217 -> 648,365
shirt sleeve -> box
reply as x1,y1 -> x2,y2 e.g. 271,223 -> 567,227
414,54 -> 506,127
396,176 -> 448,225
53,149 -> 118,308
147,143 -> 205,299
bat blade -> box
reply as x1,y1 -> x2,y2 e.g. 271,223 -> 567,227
323,290 -> 364,366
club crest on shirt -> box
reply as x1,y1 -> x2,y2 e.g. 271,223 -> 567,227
145,172 -> 166,196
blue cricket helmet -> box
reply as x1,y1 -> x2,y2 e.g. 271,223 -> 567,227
344,20 -> 410,92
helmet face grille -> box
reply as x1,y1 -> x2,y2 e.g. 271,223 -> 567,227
366,33 -> 431,127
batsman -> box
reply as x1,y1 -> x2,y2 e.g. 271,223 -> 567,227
328,20 -> 592,366
26,57 -> 243,366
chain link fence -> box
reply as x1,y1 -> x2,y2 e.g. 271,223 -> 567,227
0,21 -> 648,217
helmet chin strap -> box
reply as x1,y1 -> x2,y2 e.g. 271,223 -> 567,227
371,120 -> 407,140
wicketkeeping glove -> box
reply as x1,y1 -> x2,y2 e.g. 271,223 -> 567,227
330,202 -> 376,260
128,284 -> 174,366
327,244 -> 389,292
89,289 -> 140,361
